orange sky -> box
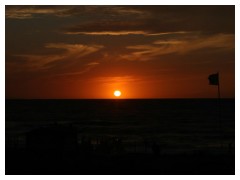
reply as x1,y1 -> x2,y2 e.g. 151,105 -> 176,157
5,5 -> 235,99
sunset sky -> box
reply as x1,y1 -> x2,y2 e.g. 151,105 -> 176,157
5,5 -> 235,99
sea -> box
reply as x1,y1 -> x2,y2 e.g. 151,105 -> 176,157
5,99 -> 235,154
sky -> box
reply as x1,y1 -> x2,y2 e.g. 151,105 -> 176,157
5,5 -> 235,99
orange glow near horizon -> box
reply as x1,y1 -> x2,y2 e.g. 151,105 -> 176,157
5,6 -> 235,99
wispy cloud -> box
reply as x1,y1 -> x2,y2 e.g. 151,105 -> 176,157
61,6 -> 234,36
64,30 -> 191,36
5,5 -> 147,19
7,43 -> 104,74
62,19 -> 193,36
6,6 -> 234,36
45,43 -> 103,61
5,6 -> 71,19
94,75 -> 141,84
85,62 -> 100,66
54,64 -> 99,77
62,21 -> 149,35
122,34 -> 234,61
65,31 -> 147,36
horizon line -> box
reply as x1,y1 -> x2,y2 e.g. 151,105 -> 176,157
5,97 -> 235,100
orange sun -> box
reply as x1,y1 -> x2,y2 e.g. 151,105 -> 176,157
114,90 -> 121,97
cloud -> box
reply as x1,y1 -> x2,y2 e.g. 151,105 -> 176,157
53,61 -> 101,76
64,6 -> 146,17
65,31 -> 147,36
94,75 -> 141,85
64,28 -> 190,36
61,6 -> 234,36
45,43 -> 103,60
62,18 -> 194,36
6,6 -> 234,35
7,43 -> 104,74
122,33 -> 234,61
5,5 -> 147,19
86,62 -> 100,66
62,21 -> 149,35
5,6 -> 71,19
62,20 -> 195,36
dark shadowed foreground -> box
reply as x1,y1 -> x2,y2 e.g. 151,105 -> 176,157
5,99 -> 235,175
6,149 -> 234,175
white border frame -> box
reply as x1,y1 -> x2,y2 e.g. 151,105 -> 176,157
1,1 -> 239,179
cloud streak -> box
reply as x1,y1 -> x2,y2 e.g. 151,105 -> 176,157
6,43 -> 104,75
5,5 -> 147,19
6,6 -> 234,36
65,31 -> 147,36
61,6 -> 234,36
122,34 -> 234,61
54,63 -> 100,77
5,6 -> 71,19
94,75 -> 141,85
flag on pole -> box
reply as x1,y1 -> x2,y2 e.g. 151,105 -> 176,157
208,72 -> 222,147
208,73 -> 219,85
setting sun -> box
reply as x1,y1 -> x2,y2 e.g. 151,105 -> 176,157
114,90 -> 121,97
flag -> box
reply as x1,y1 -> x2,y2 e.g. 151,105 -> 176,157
208,73 -> 219,85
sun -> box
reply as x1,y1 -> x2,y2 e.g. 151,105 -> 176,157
114,90 -> 121,97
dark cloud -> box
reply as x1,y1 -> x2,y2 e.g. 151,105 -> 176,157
62,21 -> 148,35
60,5 -> 234,35
5,5 -> 146,19
6,5 -> 234,34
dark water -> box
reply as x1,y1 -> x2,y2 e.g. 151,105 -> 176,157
6,99 -> 235,153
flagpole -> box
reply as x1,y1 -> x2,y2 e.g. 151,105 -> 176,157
217,72 -> 222,148
208,72 -> 222,149
217,72 -> 221,99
